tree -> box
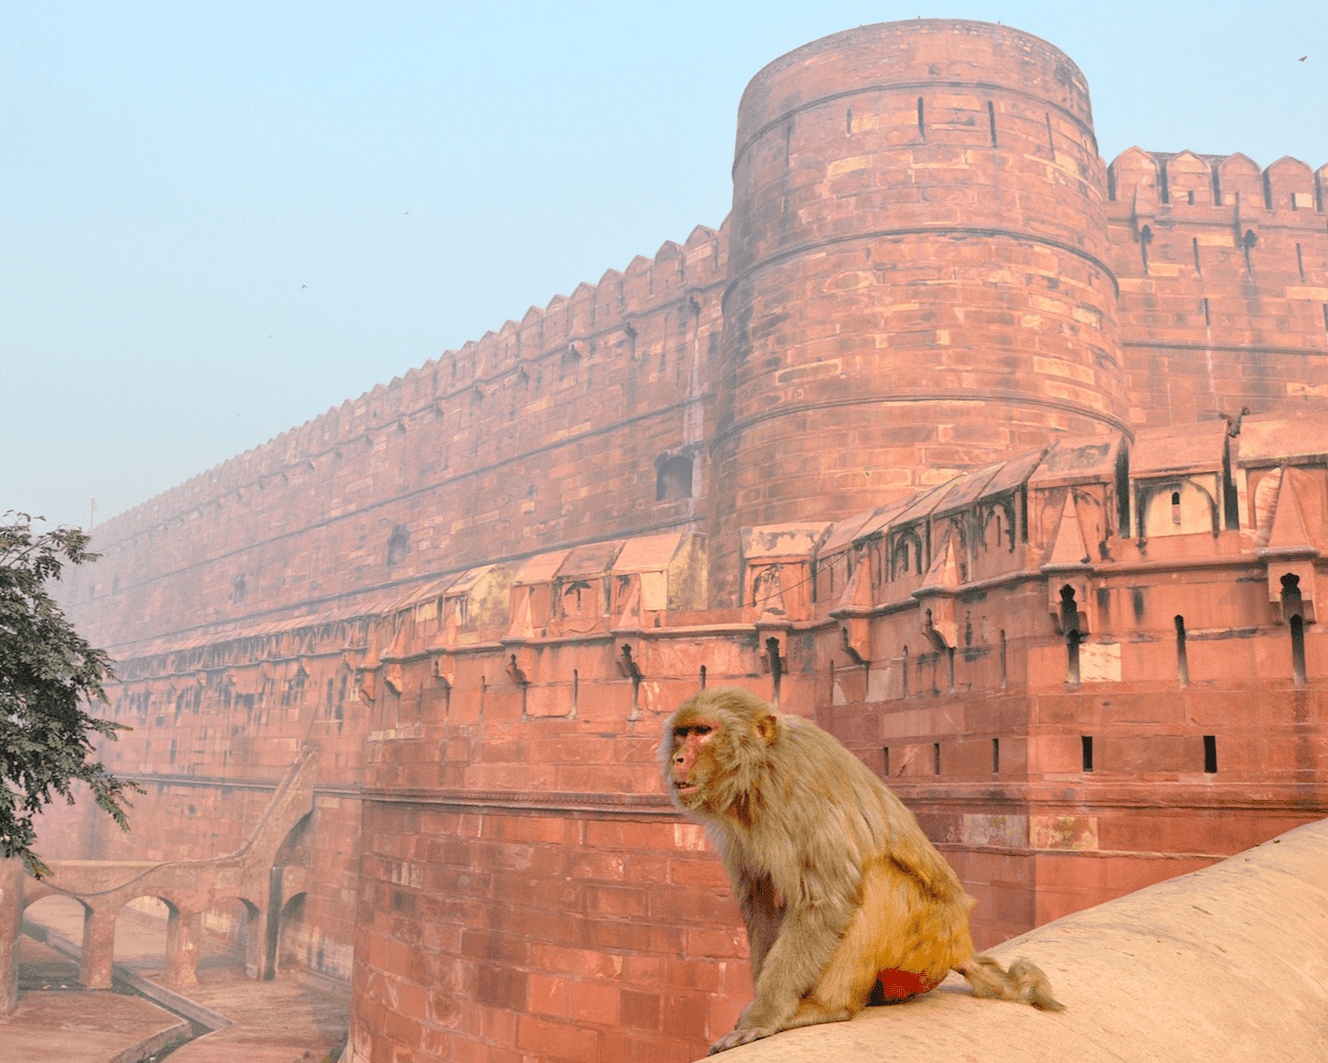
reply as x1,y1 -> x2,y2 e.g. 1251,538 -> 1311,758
0,512 -> 140,877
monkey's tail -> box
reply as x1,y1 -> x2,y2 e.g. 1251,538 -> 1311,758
955,955 -> 1065,1011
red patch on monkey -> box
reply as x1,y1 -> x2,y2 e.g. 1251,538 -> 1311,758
873,968 -> 942,1003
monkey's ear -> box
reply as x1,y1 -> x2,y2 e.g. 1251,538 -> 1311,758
752,711 -> 780,745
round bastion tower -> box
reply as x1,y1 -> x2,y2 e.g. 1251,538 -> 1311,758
709,19 -> 1125,605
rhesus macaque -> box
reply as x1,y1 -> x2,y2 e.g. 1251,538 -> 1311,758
662,688 -> 1063,1055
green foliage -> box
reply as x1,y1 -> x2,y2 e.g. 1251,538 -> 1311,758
0,512 -> 142,877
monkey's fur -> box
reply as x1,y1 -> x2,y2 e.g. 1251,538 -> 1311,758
662,688 -> 1063,1054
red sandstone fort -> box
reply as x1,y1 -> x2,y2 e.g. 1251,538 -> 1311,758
17,18 -> 1328,1063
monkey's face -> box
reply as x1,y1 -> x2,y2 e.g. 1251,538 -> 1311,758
667,715 -> 721,809
662,689 -> 782,817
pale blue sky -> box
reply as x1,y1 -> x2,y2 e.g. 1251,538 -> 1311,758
4,1 -> 1324,530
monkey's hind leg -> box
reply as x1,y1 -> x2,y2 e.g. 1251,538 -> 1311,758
792,871 -> 903,1028
957,955 -> 1065,1011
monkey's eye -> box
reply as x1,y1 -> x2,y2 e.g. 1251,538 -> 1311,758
694,725 -> 712,736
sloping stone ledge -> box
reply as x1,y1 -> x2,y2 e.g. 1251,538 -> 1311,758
700,818 -> 1328,1062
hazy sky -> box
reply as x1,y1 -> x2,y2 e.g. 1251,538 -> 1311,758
4,1 -> 1324,530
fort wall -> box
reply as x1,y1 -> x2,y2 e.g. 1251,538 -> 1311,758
1107,149 -> 1328,424
64,225 -> 727,654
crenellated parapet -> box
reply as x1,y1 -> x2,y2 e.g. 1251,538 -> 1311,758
1103,147 -> 1328,432
90,222 -> 728,545
1108,147 -> 1323,216
65,223 -> 728,652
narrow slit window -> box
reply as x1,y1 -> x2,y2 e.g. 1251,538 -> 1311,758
1061,585 -> 1081,685
916,96 -> 925,138
882,746 -> 890,777
1081,735 -> 1094,773
1193,236 -> 1202,275
987,100 -> 997,146
1291,614 -> 1307,685
999,629 -> 1007,689
1282,574 -> 1307,684
1175,615 -> 1189,685
699,665 -> 707,690
1203,735 -> 1217,774
933,742 -> 941,775
992,738 -> 1000,774
767,637 -> 783,706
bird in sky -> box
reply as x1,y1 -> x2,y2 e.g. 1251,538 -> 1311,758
1298,55 -> 1307,61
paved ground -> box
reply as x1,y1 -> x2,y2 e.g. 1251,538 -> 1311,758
4,898 -> 348,1063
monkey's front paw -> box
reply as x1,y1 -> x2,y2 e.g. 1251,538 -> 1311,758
708,1027 -> 774,1054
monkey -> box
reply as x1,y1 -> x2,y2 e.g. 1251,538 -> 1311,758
661,687 -> 1063,1055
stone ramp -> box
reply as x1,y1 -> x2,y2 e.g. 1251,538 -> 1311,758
0,937 -> 189,1063
0,993 -> 189,1063
700,817 -> 1328,1063
8,910 -> 347,1063
157,968 -> 346,1063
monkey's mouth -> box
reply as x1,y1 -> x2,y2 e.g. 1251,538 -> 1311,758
674,781 -> 699,795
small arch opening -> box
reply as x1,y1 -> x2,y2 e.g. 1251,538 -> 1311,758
386,524 -> 410,567
656,454 -> 694,501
